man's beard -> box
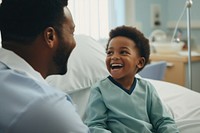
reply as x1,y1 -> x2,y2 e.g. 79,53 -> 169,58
53,42 -> 72,75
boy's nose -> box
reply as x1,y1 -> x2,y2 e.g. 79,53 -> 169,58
111,55 -> 120,60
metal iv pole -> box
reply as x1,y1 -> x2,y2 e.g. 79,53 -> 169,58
186,0 -> 192,89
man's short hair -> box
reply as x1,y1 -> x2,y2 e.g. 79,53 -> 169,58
0,0 -> 68,43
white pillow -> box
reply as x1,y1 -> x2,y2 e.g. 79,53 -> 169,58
46,34 -> 109,93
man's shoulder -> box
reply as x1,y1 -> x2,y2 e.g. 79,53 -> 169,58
0,62 -> 67,117
0,63 -> 88,133
1,65 -> 62,93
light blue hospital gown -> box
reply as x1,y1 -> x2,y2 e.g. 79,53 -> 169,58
85,76 -> 179,133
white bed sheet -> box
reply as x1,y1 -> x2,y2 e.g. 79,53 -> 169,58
145,79 -> 200,133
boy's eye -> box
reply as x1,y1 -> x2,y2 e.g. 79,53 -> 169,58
121,51 -> 128,55
106,51 -> 113,55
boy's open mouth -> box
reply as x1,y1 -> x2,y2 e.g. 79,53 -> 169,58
110,63 -> 124,69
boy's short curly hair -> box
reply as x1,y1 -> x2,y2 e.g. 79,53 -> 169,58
106,25 -> 150,72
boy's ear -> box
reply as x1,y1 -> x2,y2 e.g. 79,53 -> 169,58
137,57 -> 145,69
44,27 -> 57,48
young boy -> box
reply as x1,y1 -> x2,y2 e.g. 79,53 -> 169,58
84,26 -> 179,133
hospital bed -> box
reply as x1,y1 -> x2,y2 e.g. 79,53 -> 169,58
46,35 -> 200,133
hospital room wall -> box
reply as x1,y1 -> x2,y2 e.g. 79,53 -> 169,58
133,0 -> 200,51
134,0 -> 168,37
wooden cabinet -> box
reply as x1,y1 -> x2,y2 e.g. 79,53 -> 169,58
150,53 -> 200,92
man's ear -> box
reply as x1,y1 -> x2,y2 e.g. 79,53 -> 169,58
44,27 -> 57,48
137,57 -> 145,69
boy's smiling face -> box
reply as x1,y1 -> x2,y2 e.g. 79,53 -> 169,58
106,36 -> 145,82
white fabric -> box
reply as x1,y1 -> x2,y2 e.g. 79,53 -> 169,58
68,1 -> 109,40
0,48 -> 89,133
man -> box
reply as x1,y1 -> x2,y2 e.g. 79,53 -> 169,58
0,0 -> 89,132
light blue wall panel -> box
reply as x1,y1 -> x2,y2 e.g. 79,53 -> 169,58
134,0 -> 200,49
135,0 -> 168,37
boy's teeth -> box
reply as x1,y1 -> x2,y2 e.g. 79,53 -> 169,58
110,63 -> 123,69
111,64 -> 123,67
